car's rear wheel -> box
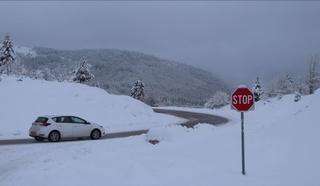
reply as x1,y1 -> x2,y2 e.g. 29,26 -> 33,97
48,131 -> 61,142
90,129 -> 101,140
34,137 -> 44,142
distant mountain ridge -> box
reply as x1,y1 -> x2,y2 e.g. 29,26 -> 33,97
15,46 -> 229,106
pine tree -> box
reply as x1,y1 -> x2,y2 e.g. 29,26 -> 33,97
204,91 -> 229,109
0,34 -> 15,74
253,77 -> 263,102
72,58 -> 94,83
130,80 -> 145,101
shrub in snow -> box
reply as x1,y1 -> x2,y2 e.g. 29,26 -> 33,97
145,126 -> 183,145
276,74 -> 296,96
32,68 -> 55,81
294,92 -> 302,102
144,95 -> 160,107
146,127 -> 170,145
130,80 -> 145,101
204,91 -> 229,109
253,76 -> 263,102
72,58 -> 94,83
0,34 -> 15,74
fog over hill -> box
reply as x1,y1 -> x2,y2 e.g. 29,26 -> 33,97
15,47 -> 229,106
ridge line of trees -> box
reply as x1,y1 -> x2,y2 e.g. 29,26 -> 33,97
1,33 -> 319,107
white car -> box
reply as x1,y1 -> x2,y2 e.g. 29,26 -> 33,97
29,115 -> 105,142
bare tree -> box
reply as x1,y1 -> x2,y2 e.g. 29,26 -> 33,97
308,55 -> 319,94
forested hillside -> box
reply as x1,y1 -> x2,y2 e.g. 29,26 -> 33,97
15,47 -> 229,106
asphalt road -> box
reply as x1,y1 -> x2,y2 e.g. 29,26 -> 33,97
0,109 -> 228,146
153,108 -> 228,128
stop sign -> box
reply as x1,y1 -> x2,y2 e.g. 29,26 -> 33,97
231,86 -> 255,112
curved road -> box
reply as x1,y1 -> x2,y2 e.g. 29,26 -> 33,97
153,108 -> 228,128
0,109 -> 228,146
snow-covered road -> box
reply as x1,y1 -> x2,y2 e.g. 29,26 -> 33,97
0,109 -> 229,146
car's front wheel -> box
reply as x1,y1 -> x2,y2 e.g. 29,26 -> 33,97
48,131 -> 61,142
90,129 -> 101,140
34,137 -> 44,142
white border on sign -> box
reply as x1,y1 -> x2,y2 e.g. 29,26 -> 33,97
230,86 -> 255,112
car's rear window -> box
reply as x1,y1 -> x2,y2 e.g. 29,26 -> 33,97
35,117 -> 48,123
52,117 -> 65,123
52,117 -> 58,122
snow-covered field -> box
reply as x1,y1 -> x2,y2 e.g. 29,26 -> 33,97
0,77 -> 319,186
0,76 -> 183,139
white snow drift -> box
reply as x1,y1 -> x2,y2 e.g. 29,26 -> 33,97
0,76 -> 182,139
0,78 -> 319,186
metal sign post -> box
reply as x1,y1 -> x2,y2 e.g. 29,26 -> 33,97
231,86 -> 254,175
241,112 -> 245,175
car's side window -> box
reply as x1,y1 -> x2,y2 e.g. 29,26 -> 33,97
52,117 -> 63,123
63,116 -> 73,123
54,116 -> 72,123
70,117 -> 87,124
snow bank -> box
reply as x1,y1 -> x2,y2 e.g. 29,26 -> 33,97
145,125 -> 190,143
158,92 -> 320,185
0,76 -> 182,139
1,87 -> 319,186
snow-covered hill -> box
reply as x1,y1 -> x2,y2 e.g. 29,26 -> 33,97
16,47 -> 229,106
155,91 -> 320,185
0,76 -> 182,139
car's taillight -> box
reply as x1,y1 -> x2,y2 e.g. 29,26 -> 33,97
41,122 -> 51,126
33,122 -> 51,126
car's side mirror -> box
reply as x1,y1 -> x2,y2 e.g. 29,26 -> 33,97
85,121 -> 91,124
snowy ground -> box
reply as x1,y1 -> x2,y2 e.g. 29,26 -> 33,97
0,76 -> 183,139
0,77 -> 319,186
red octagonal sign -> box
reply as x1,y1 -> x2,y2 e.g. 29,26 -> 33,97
231,86 -> 255,112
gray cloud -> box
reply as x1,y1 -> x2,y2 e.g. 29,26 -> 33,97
1,1 -> 320,86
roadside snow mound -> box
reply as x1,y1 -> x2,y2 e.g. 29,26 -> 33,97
157,91 -> 320,185
146,125 -> 189,143
0,76 -> 181,139
0,89 -> 319,186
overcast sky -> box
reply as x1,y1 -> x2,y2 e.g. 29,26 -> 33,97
0,1 -> 320,86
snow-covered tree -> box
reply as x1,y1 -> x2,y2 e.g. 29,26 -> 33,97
0,34 -> 15,74
130,80 -> 145,101
294,91 -> 302,102
276,74 -> 296,95
72,58 -> 94,83
204,91 -> 229,109
253,76 -> 263,102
